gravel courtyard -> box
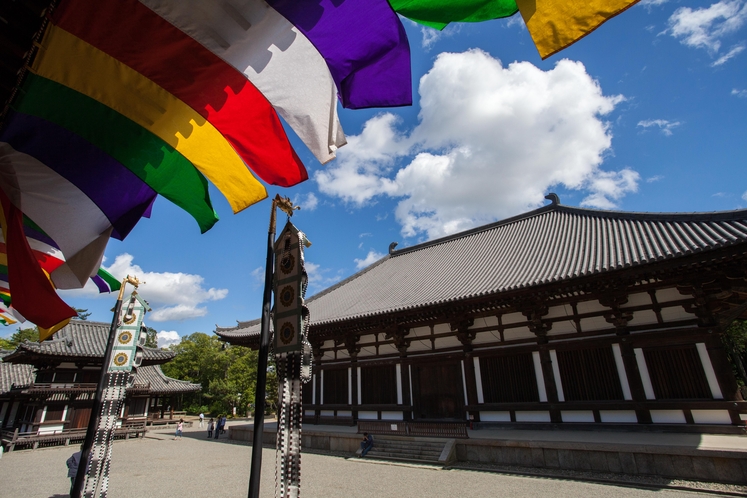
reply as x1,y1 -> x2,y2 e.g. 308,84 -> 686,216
0,423 -> 738,498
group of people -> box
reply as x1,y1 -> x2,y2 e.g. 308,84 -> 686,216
207,415 -> 227,439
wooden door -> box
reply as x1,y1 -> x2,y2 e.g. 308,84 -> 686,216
412,362 -> 464,420
70,407 -> 91,429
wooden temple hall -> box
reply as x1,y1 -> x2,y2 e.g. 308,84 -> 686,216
217,196 -> 747,430
0,321 -> 199,450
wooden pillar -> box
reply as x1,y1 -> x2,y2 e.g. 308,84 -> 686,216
522,304 -> 561,423
350,358 -> 358,422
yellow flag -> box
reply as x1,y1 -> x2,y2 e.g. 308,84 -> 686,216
38,317 -> 72,342
516,0 -> 641,59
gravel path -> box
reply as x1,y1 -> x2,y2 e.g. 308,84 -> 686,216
0,424 -> 741,498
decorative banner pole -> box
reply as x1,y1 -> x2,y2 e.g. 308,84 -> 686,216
72,275 -> 148,498
249,195 -> 298,498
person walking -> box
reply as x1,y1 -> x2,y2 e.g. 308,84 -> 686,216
221,415 -> 227,435
207,417 -> 214,438
174,418 -> 184,440
214,415 -> 222,439
66,446 -> 82,495
199,412 -> 205,428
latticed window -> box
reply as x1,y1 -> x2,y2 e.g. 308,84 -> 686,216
556,347 -> 624,401
361,364 -> 397,405
480,353 -> 539,403
322,368 -> 347,405
643,345 -> 711,399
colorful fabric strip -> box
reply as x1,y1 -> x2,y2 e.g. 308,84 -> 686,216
15,75 -> 219,233
1,111 -> 157,241
93,268 -> 122,293
0,142 -> 114,289
516,0 -> 642,59
267,0 -> 412,109
0,189 -> 76,332
137,0 -> 346,165
389,0 -> 518,30
54,0 -> 307,187
33,26 -> 267,214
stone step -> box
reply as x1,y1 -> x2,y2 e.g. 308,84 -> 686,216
374,441 -> 444,451
364,451 -> 441,464
370,448 -> 442,458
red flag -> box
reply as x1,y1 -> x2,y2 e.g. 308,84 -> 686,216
0,190 -> 76,335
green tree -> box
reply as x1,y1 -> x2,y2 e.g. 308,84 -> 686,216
73,308 -> 92,320
723,319 -> 747,387
160,332 -> 260,416
5,327 -> 39,347
144,327 -> 158,349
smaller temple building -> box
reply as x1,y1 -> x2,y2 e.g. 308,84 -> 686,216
217,197 -> 747,431
0,320 -> 199,448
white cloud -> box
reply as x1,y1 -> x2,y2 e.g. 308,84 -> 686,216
305,261 -> 343,291
639,0 -> 670,7
732,88 -> 747,97
413,22 -> 462,50
742,190 -> 747,201
157,330 -> 181,348
666,1 -> 747,54
581,169 -> 641,209
712,42 -> 746,64
316,50 -> 634,240
354,250 -> 385,270
60,253 -> 229,322
646,175 -> 664,183
637,119 -> 681,136
293,192 -> 319,211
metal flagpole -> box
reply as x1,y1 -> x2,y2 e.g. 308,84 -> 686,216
249,195 -> 296,498
71,275 -> 141,498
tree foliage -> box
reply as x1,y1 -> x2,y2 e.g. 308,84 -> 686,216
144,327 -> 158,349
73,308 -> 92,320
723,319 -> 747,386
1,327 -> 39,348
161,332 -> 272,416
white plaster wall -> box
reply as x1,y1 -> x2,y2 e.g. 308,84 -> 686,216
561,411 -> 595,423
578,316 -> 611,332
650,410 -> 686,424
470,316 -> 499,329
337,410 -> 352,417
575,300 -> 608,314
472,330 -> 503,345
381,411 -> 404,421
434,335 -> 463,349
377,343 -> 399,356
691,410 -> 732,425
546,320 -> 577,336
480,411 -> 511,422
500,312 -> 525,325
433,323 -> 452,334
599,410 -> 637,423
515,411 -> 551,422
336,350 -> 350,360
655,288 -> 685,303
625,292 -> 652,307
320,410 -> 335,417
407,340 -> 432,352
410,326 -> 431,338
503,327 -> 535,341
305,410 -> 315,417
358,411 -> 378,420
627,310 -> 659,327
659,306 -> 696,322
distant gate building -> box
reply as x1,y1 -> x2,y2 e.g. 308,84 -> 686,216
216,197 -> 747,429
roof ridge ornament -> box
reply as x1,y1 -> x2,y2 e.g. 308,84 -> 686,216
545,193 -> 560,205
389,242 -> 398,254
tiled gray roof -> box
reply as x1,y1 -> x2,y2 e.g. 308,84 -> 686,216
4,320 -> 174,364
133,365 -> 200,395
215,200 -> 747,338
0,351 -> 34,394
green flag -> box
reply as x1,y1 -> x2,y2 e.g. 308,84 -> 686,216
389,0 -> 518,30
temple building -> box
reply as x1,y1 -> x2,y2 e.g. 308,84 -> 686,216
216,196 -> 747,430
1,320 -> 199,449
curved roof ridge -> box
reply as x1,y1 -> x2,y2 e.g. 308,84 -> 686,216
306,253 -> 391,303
390,202 -> 747,258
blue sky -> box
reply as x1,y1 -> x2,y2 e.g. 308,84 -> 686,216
7,0 -> 746,347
